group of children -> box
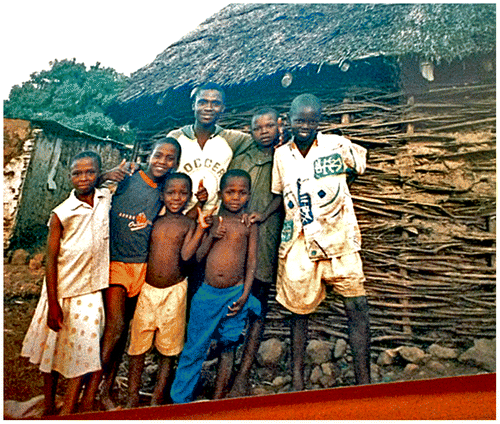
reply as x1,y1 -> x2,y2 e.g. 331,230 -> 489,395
21,83 -> 371,415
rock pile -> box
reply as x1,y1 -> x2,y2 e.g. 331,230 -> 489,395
216,337 -> 496,396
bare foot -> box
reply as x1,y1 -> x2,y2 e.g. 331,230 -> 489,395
99,395 -> 118,411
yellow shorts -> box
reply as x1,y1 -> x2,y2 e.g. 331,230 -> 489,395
128,280 -> 188,357
276,233 -> 365,315
109,262 -> 147,298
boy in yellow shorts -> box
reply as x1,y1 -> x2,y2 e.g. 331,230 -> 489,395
126,173 -> 212,407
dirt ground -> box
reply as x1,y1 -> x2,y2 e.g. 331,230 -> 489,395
3,262 -> 489,415
4,264 -> 47,403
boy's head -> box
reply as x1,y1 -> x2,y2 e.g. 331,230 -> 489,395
219,169 -> 251,213
69,150 -> 102,196
191,82 -> 226,128
162,172 -> 193,214
147,137 -> 181,180
251,108 -> 279,148
289,94 -> 322,144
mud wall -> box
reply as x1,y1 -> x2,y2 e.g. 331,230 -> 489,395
4,119 -> 130,253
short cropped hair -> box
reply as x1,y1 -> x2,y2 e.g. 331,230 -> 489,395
151,136 -> 182,163
70,150 -> 102,171
191,82 -> 226,104
220,169 -> 252,192
163,172 -> 193,194
289,93 -> 322,116
252,107 -> 279,124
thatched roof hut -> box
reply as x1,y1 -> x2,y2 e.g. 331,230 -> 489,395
109,3 -> 495,133
107,3 -> 496,354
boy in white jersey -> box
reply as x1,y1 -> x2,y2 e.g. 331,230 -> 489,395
272,94 -> 371,391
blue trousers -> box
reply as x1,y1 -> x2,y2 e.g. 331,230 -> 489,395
170,283 -> 260,403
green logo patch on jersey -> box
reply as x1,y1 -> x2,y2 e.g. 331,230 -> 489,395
313,153 -> 344,179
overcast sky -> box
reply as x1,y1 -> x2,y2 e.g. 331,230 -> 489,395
1,0 -> 230,100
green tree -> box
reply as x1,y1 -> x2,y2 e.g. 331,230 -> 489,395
4,58 -> 135,143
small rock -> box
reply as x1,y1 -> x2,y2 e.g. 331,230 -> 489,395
426,360 -> 446,374
428,343 -> 458,359
321,362 -> 339,377
29,253 -> 45,270
306,340 -> 333,364
377,349 -> 397,366
309,365 -> 323,384
319,374 -> 336,388
272,375 -> 291,388
399,346 -> 427,364
251,387 -> 273,396
257,338 -> 285,367
257,367 -> 277,384
334,338 -> 348,359
277,384 -> 292,394
459,338 -> 496,372
370,363 -> 381,379
404,363 -> 419,374
144,364 -> 159,375
11,249 -> 29,265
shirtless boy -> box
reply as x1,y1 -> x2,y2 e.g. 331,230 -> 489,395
126,173 -> 211,407
170,169 -> 261,403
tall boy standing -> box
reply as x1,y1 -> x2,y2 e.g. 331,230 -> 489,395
271,94 -> 371,391
167,82 -> 253,298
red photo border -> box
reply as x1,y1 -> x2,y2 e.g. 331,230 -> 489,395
58,372 -> 495,420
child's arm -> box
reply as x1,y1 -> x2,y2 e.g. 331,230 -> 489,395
195,216 -> 226,262
342,141 -> 367,175
227,223 -> 258,317
181,207 -> 214,261
247,194 -> 283,225
46,213 -> 64,332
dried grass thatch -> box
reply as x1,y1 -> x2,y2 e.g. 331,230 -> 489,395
115,3 -> 495,104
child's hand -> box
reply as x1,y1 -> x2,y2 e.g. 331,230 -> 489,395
274,117 -> 287,149
227,295 -> 247,317
47,302 -> 63,332
195,179 -> 209,204
247,212 -> 264,224
212,216 -> 227,239
240,213 -> 253,227
105,159 -> 137,182
197,205 -> 217,229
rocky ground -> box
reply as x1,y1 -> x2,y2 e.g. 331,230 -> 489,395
4,249 -> 495,418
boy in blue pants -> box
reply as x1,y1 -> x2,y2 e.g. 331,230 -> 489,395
170,170 -> 260,403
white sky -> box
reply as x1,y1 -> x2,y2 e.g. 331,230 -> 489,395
1,0 -> 230,100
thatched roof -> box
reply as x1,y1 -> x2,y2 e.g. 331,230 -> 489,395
117,3 -> 495,105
